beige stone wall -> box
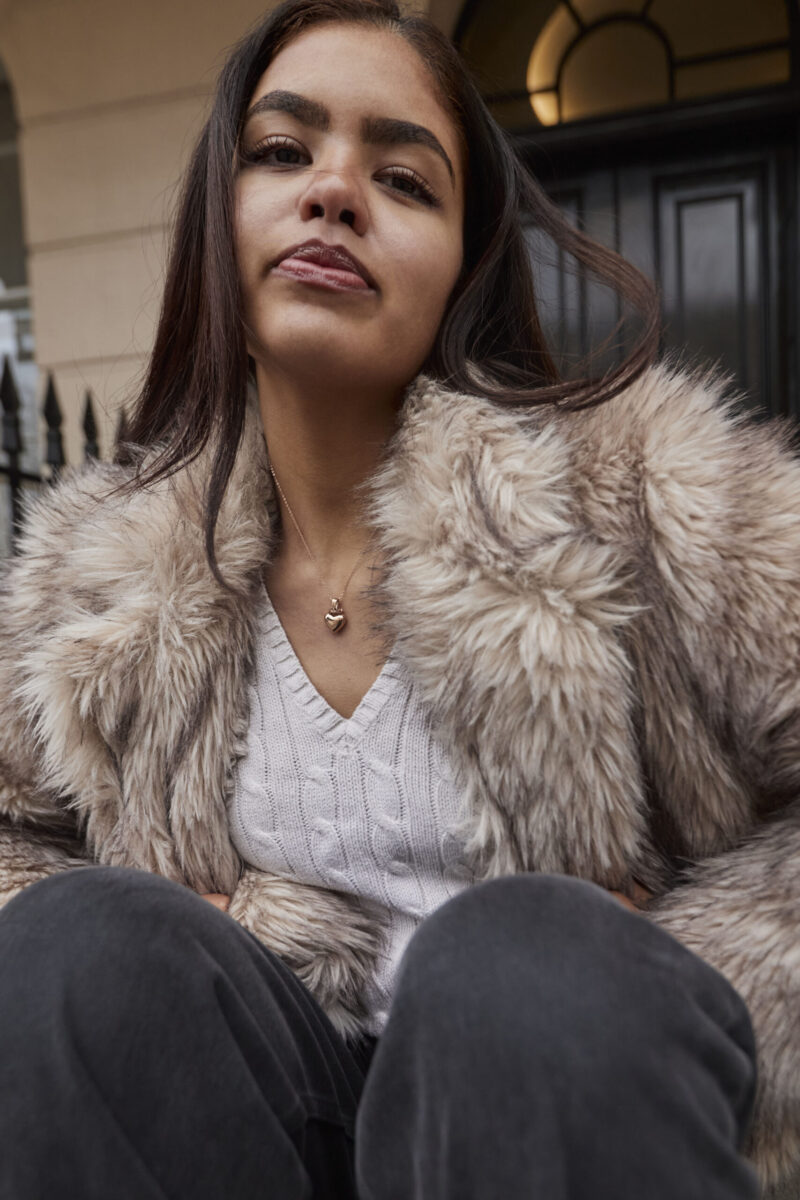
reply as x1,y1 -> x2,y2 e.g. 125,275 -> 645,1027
0,0 -> 289,465
0,0 -> 456,469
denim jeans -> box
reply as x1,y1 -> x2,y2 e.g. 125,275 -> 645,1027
0,865 -> 759,1199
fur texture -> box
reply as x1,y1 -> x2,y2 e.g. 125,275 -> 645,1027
1,361 -> 799,1193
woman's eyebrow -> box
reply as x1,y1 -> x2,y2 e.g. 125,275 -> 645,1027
243,88 -> 455,188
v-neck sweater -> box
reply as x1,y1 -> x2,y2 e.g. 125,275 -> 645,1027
227,586 -> 478,1036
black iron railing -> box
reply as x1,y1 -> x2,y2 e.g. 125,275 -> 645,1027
0,354 -> 115,554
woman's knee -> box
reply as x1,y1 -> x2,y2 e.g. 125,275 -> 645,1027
391,872 -> 745,1063
0,865 -> 236,1006
4,864 -> 205,944
399,870 -> 728,987
397,872 -> 616,987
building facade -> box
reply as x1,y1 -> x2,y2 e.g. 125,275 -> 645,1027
0,0 -> 797,496
457,0 -> 800,420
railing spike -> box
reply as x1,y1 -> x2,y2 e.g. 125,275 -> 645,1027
43,372 -> 65,478
1,356 -> 22,456
1,355 -> 23,538
83,390 -> 99,460
115,405 -> 129,444
113,405 -> 132,465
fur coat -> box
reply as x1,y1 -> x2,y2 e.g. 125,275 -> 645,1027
1,359 -> 800,1196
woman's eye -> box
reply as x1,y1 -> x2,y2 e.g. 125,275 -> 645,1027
240,136 -> 439,207
382,168 -> 438,206
242,136 -> 304,166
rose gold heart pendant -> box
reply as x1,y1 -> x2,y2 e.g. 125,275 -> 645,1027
324,598 -> 347,634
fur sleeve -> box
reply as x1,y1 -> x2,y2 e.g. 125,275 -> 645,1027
0,465 -> 129,901
228,866 -> 388,1042
0,561 -> 81,899
0,816 -> 95,907
631,363 -> 800,1192
0,547 -> 95,905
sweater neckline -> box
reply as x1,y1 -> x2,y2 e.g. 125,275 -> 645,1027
258,582 -> 405,745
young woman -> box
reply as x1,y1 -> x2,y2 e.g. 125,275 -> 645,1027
0,1 -> 797,1197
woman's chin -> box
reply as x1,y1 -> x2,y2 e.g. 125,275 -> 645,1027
252,346 -> 384,389
253,324 -> 382,365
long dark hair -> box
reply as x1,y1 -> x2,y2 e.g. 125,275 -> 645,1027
123,0 -> 660,584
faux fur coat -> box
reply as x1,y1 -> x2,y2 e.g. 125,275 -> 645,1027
1,360 -> 800,1195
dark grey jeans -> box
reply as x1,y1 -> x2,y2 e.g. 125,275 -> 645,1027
0,865 -> 759,1199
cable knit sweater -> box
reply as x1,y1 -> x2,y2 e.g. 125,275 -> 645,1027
228,585 -> 478,1035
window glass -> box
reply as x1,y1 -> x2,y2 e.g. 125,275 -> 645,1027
460,0 -> 796,130
561,23 -> 670,122
649,0 -> 788,58
573,0 -> 642,19
527,6 -> 578,93
676,48 -> 791,102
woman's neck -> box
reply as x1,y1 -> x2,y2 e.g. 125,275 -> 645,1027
256,364 -> 403,573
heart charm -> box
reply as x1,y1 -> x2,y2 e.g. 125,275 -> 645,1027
324,610 -> 346,633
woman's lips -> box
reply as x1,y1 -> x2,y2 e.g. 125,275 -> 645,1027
273,255 -> 374,292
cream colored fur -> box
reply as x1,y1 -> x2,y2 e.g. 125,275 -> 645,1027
1,360 -> 799,1194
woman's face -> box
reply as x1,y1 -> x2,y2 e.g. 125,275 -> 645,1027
234,23 -> 466,395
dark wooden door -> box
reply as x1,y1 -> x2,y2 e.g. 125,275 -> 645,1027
522,114 -> 799,419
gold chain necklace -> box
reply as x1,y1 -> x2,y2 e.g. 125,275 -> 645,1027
269,465 -> 363,634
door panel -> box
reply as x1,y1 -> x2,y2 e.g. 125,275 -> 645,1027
526,190 -> 588,366
525,174 -> 622,378
656,168 -> 766,404
524,130 -> 796,418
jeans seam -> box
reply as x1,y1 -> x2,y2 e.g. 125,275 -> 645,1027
298,1092 -> 357,1139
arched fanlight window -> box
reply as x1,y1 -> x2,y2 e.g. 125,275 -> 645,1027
456,0 -> 797,130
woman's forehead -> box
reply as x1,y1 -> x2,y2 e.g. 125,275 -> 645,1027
248,24 -> 462,162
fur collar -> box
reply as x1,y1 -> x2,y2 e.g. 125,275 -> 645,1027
366,373 -> 651,883
5,362 -> 719,893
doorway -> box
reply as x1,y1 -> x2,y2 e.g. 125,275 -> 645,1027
521,105 -> 798,418
454,0 -> 800,417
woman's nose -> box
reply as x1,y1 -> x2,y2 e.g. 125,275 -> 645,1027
299,165 -> 368,234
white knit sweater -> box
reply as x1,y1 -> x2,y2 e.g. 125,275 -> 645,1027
227,585 -> 478,1036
